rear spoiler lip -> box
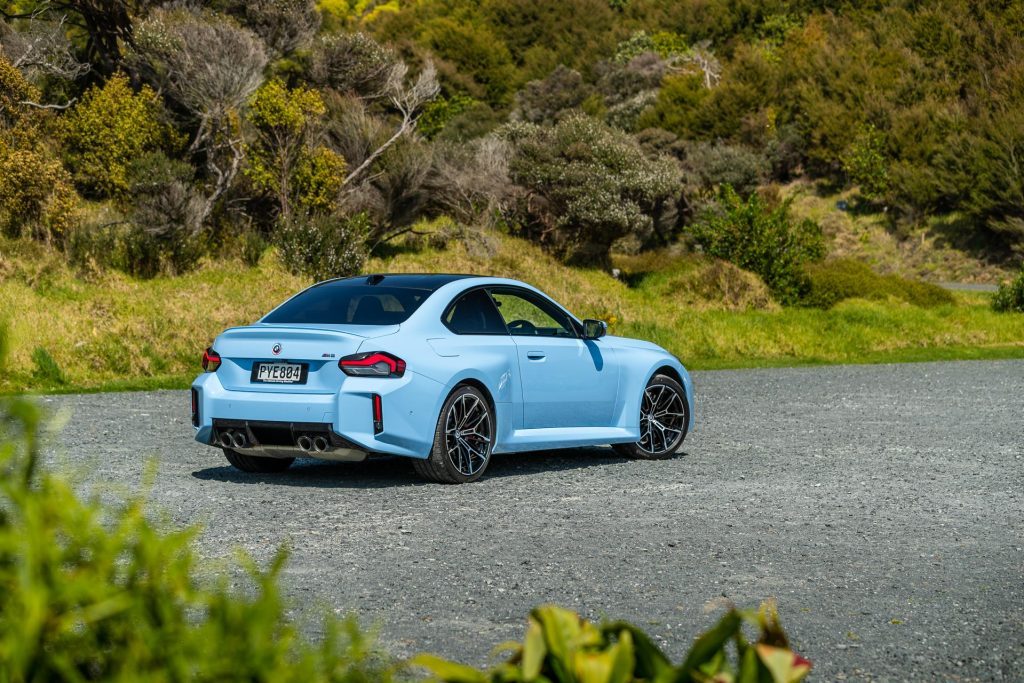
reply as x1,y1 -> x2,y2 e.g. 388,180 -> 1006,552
218,323 -> 401,340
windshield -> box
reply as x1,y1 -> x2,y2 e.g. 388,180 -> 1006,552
262,283 -> 434,325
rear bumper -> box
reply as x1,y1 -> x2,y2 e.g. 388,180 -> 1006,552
192,369 -> 444,458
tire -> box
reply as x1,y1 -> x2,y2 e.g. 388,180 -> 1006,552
613,373 -> 689,460
412,385 -> 495,484
223,448 -> 294,473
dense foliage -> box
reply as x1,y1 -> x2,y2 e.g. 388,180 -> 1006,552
689,186 -> 824,304
992,266 -> 1024,314
0,0 -> 1020,288
0,328 -> 397,682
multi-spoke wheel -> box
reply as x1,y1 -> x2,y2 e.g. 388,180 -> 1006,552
413,385 -> 494,483
614,374 -> 689,460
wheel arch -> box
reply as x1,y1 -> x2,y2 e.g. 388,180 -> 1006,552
451,377 -> 496,415
651,364 -> 683,386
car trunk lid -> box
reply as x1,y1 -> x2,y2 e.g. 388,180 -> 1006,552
213,323 -> 398,393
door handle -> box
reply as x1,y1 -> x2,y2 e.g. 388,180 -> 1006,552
526,351 -> 546,360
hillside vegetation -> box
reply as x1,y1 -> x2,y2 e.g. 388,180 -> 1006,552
1,0 -> 1023,391
3,233 -> 1023,393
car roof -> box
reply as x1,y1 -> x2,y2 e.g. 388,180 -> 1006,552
312,273 -> 480,290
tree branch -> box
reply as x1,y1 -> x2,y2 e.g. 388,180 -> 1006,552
18,97 -> 77,110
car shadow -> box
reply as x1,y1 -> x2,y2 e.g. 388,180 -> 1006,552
190,447 -> 688,489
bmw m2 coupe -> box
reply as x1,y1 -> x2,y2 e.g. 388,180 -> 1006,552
192,274 -> 693,483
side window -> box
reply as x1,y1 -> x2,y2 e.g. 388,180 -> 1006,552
444,289 -> 509,335
489,289 -> 575,338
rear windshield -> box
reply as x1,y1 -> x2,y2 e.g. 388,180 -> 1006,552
263,284 -> 434,325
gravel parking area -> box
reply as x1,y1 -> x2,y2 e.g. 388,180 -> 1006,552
41,360 -> 1024,680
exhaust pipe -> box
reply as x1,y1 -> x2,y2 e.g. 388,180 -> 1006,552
312,436 -> 329,453
219,430 -> 234,448
231,431 -> 248,449
296,435 -> 313,452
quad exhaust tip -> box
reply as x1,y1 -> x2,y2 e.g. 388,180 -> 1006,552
218,428 -> 334,455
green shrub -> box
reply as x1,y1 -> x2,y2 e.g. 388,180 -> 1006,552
0,146 -> 79,242
802,259 -> 955,309
504,114 -> 680,267
416,603 -> 810,683
246,79 -> 345,218
841,125 -> 890,202
689,186 -> 825,304
679,141 -> 769,198
276,212 -> 369,282
66,220 -> 202,279
59,74 -> 177,199
992,266 -> 1024,313
0,331 -> 396,682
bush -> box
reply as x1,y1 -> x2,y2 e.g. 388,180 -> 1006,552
416,603 -> 810,683
0,336 -> 397,682
802,259 -> 955,309
689,186 -> 825,304
246,79 -> 344,218
59,74 -> 177,199
679,141 -> 769,198
504,114 -> 680,267
992,266 -> 1024,313
0,146 -> 78,242
276,212 -> 369,282
67,219 -> 202,279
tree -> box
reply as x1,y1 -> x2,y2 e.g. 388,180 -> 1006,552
59,73 -> 173,198
504,114 -> 680,267
0,0 -> 155,73
131,8 -> 268,222
231,0 -> 320,56
245,79 -> 345,219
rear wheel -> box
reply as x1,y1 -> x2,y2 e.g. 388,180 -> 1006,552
223,448 -> 294,473
412,385 -> 494,484
613,374 -> 689,460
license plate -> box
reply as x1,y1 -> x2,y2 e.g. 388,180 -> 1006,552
251,362 -> 308,384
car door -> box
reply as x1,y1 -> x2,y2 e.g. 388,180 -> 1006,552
488,287 -> 618,429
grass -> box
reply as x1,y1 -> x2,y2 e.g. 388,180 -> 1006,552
783,180 -> 1014,285
2,234 -> 1023,394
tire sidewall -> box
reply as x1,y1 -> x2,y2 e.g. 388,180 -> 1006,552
430,385 -> 495,483
634,374 -> 689,458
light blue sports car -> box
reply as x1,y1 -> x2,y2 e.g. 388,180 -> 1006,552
192,274 -> 693,483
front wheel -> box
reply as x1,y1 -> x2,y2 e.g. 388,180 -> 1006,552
614,374 -> 689,460
223,449 -> 294,473
412,385 -> 494,484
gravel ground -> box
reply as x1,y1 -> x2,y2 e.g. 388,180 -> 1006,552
40,360 -> 1024,681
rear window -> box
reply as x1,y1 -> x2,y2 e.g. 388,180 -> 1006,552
263,284 -> 434,325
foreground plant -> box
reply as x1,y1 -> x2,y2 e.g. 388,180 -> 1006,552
415,603 -> 810,683
0,330 -> 394,681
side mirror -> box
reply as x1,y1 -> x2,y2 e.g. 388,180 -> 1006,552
582,319 -> 607,340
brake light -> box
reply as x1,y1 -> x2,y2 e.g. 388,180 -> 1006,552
202,347 -> 221,372
372,393 -> 383,433
339,351 -> 406,378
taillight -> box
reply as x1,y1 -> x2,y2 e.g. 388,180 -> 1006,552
191,388 -> 199,427
202,347 -> 221,372
372,393 -> 383,433
339,351 -> 406,378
